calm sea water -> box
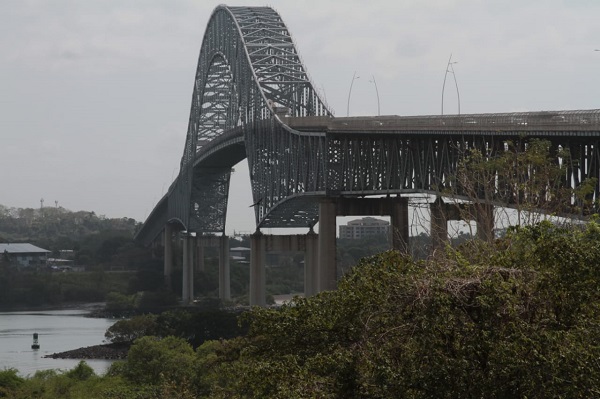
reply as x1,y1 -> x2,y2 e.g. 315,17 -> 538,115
0,309 -> 117,377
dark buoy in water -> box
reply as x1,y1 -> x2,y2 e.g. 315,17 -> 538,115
31,332 -> 40,350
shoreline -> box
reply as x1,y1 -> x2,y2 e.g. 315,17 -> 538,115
0,302 -> 106,313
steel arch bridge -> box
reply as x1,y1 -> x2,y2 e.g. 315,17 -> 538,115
136,5 -> 600,245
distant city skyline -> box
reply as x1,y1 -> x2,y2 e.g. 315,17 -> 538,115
1,0 -> 599,235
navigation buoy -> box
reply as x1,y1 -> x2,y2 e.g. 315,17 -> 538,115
31,332 -> 40,350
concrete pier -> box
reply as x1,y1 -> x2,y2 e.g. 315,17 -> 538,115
248,231 -> 320,306
430,198 -> 495,249
476,203 -> 495,242
390,198 -> 409,252
195,235 -> 230,301
430,199 -> 450,251
163,224 -> 174,289
219,235 -> 231,301
181,233 -> 194,305
315,196 -> 411,294
304,229 -> 319,297
318,199 -> 337,292
249,231 -> 266,306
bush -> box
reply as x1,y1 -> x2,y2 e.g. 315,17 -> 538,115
65,361 -> 95,381
105,292 -> 134,313
123,336 -> 195,386
0,368 -> 24,393
105,314 -> 159,344
134,290 -> 178,311
155,309 -> 248,348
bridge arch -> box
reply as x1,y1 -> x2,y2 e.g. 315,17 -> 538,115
159,5 -> 332,238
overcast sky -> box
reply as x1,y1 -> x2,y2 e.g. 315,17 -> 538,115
1,0 -> 599,235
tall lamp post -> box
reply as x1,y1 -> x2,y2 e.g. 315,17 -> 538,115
347,71 -> 360,116
369,75 -> 381,116
441,53 -> 461,115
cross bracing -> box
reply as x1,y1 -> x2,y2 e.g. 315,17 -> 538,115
135,5 -> 600,245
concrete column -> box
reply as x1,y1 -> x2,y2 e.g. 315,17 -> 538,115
476,203 -> 495,242
390,197 -> 409,252
163,224 -> 173,290
318,199 -> 337,292
430,199 -> 448,251
196,238 -> 205,272
219,235 -> 231,301
181,234 -> 191,305
249,231 -> 266,306
187,236 -> 194,302
304,229 -> 319,297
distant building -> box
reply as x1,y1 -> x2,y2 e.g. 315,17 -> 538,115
339,217 -> 390,239
230,246 -> 251,262
0,243 -> 50,268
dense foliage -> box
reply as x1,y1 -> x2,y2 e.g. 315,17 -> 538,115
104,309 -> 247,348
4,220 -> 600,398
212,221 -> 600,398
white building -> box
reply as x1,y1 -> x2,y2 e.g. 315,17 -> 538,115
339,217 -> 390,239
0,243 -> 50,268
230,246 -> 251,262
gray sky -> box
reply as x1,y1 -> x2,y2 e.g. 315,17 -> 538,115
1,0 -> 599,235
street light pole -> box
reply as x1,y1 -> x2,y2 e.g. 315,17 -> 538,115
441,54 -> 461,115
347,71 -> 360,117
369,75 -> 381,116
449,61 -> 460,115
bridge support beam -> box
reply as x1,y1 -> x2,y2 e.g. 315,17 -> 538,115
430,199 -> 450,251
219,235 -> 231,301
249,232 -> 319,306
390,198 -> 410,252
315,196 -> 411,294
430,198 -> 496,250
304,229 -> 319,297
196,240 -> 205,272
476,203 -> 495,242
163,224 -> 174,290
181,233 -> 194,305
196,235 -> 231,302
318,199 -> 337,293
250,231 -> 266,307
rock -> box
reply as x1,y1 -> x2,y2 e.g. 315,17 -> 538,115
44,342 -> 130,360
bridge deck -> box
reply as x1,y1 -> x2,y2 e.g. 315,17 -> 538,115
283,110 -> 600,135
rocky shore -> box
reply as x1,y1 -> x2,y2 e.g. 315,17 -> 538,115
44,342 -> 130,360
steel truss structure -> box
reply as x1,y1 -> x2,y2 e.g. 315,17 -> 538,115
135,5 -> 600,245
149,5 -> 331,241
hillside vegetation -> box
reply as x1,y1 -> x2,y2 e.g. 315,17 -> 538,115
0,204 -> 163,308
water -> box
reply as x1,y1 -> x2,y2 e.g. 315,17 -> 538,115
0,308 -> 117,377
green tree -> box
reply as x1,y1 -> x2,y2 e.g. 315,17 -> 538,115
121,336 -> 195,387
105,314 -> 159,344
65,361 -> 95,381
